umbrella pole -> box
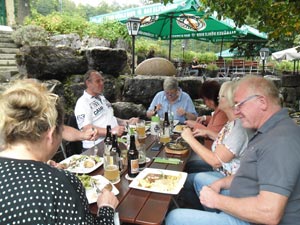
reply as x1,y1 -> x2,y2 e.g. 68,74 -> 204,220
169,15 -> 173,61
219,38 -> 224,58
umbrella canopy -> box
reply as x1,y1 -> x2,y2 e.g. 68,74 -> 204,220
272,46 -> 300,61
90,0 -> 267,59
216,48 -> 240,58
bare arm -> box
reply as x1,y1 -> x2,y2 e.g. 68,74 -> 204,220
181,128 -> 234,168
193,128 -> 218,141
62,125 -> 96,142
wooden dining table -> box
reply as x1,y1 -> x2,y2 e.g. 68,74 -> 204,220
83,134 -> 190,225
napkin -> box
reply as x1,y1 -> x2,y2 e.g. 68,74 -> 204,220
153,157 -> 182,165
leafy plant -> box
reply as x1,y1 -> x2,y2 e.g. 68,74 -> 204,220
24,11 -> 129,43
206,63 -> 219,71
11,24 -> 49,46
275,61 -> 294,72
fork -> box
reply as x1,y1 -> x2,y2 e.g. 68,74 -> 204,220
91,180 -> 102,194
175,136 -> 183,143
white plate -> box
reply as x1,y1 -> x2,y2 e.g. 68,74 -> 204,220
84,175 -> 119,204
60,154 -> 103,174
173,120 -> 179,126
129,168 -> 187,195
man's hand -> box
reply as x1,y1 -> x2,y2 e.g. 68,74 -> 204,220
199,185 -> 219,209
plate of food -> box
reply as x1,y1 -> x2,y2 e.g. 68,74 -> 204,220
129,168 -> 187,195
77,174 -> 119,204
173,124 -> 187,133
165,141 -> 189,151
60,154 -> 103,174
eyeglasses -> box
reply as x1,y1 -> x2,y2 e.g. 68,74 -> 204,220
234,94 -> 261,111
165,90 -> 178,98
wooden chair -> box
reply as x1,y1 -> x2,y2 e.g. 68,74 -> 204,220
229,59 -> 245,79
215,59 -> 228,77
249,61 -> 260,74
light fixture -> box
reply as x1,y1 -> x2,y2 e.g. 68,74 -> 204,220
259,48 -> 270,76
182,43 -> 185,60
126,17 -> 141,76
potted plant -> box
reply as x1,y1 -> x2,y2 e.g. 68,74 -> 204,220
205,63 -> 219,77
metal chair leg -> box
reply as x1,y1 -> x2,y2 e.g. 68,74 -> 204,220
60,143 -> 67,159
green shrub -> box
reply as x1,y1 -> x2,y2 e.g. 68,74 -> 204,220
24,11 -> 129,43
11,24 -> 49,46
275,60 -> 294,72
206,63 -> 219,71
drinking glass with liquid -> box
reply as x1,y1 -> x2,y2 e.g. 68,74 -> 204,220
103,151 -> 120,184
136,119 -> 146,139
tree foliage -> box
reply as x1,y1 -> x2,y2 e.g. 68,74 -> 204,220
162,0 -> 299,45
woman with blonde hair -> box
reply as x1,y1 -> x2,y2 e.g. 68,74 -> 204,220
0,80 -> 118,224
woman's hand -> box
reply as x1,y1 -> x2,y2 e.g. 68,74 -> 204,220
47,160 -> 67,169
184,120 -> 197,128
192,128 -> 207,137
196,116 -> 206,124
97,189 -> 119,210
181,127 -> 193,141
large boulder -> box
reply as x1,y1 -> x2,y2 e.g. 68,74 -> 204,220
112,102 -> 146,119
84,47 -> 127,76
122,75 -> 203,106
15,46 -> 87,80
135,57 -> 177,76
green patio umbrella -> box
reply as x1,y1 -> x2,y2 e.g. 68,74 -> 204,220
90,0 -> 267,60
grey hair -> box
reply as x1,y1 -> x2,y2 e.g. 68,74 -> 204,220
163,77 -> 179,91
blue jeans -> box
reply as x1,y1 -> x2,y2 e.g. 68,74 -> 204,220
165,209 -> 250,225
166,172 -> 250,225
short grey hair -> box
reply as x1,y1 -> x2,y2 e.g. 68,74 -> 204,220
163,77 -> 179,91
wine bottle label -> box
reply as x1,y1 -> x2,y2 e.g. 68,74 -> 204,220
130,159 -> 139,174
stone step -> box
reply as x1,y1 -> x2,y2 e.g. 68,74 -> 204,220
0,48 -> 19,54
0,32 -> 13,39
0,53 -> 16,59
0,37 -> 14,43
0,59 -> 16,66
0,69 -> 18,81
0,25 -> 13,32
0,66 -> 18,71
0,42 -> 18,48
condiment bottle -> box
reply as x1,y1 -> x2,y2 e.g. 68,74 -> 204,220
163,112 -> 170,137
112,133 -> 122,171
127,135 -> 139,178
104,125 -> 112,155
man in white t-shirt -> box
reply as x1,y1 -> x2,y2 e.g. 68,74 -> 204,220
75,70 -> 138,149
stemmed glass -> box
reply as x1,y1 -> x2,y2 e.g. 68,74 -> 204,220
92,127 -> 97,155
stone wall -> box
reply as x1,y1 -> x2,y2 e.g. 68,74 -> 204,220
1,31 -> 300,125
